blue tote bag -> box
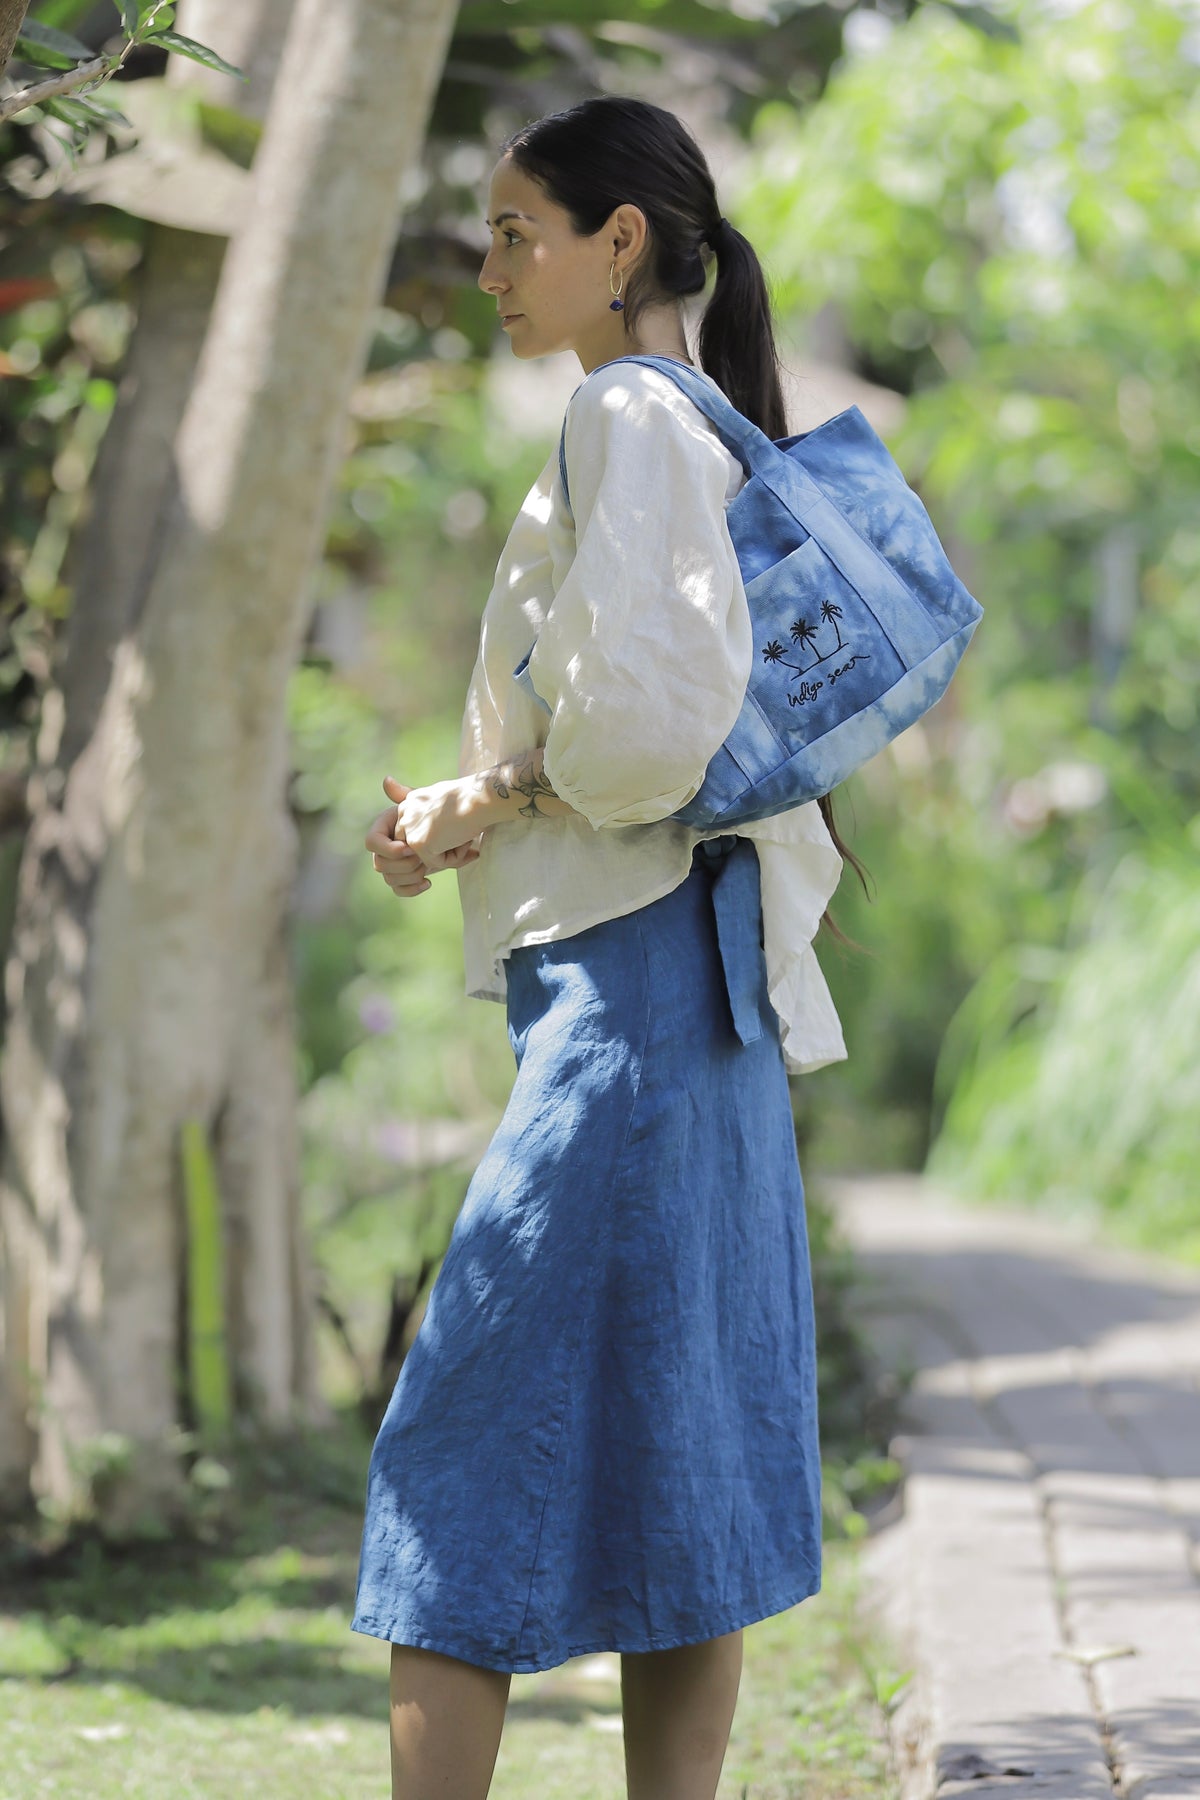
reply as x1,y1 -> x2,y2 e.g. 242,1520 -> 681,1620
548,354 -> 983,830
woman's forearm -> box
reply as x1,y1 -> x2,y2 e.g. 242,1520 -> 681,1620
472,749 -> 578,827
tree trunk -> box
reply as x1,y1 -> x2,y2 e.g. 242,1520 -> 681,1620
0,0 -> 31,80
0,0 -> 460,1527
0,0 -> 288,1521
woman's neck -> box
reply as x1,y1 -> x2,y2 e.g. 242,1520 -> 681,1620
577,304 -> 693,375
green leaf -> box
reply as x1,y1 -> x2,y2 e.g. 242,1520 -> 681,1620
13,35 -> 74,67
120,0 -> 139,33
39,98 -> 85,160
54,92 -> 128,129
44,94 -> 101,121
454,0 -> 759,36
92,100 -> 131,129
15,17 -> 95,66
141,28 -> 246,79
875,1669 -> 914,1709
16,15 -> 95,59
42,92 -> 122,130
28,0 -> 95,27
133,0 -> 175,34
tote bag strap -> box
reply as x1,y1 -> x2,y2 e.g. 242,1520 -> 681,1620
557,353 -> 771,507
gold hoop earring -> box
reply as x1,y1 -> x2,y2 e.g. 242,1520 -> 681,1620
608,261 -> 625,312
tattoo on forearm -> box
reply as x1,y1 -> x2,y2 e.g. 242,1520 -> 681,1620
490,752 -> 556,820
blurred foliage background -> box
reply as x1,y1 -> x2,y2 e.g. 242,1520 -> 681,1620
2,0 -> 1197,1442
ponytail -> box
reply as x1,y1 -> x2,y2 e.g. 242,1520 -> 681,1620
697,221 -> 789,441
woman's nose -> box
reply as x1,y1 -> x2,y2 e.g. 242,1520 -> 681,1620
478,250 -> 504,295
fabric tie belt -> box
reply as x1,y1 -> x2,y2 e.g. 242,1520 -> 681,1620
692,835 -> 765,1048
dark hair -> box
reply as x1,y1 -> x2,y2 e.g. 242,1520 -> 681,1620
501,96 -> 869,929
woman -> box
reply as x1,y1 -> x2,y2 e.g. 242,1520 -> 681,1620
354,95 -> 857,1800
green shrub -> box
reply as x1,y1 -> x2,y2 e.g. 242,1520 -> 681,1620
930,830 -> 1200,1259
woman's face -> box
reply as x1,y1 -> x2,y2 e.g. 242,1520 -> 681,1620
478,155 -> 647,372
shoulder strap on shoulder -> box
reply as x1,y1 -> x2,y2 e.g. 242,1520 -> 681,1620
555,353 -> 775,518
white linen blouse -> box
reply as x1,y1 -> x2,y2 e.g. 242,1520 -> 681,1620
456,357 -> 847,1074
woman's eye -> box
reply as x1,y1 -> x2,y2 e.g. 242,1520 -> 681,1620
504,231 -> 521,246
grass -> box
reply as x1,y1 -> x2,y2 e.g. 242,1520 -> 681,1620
929,844 -> 1200,1264
0,1422 -> 902,1800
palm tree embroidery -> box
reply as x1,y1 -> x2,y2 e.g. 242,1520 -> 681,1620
760,595 -> 859,688
789,616 -> 819,655
819,599 -> 844,651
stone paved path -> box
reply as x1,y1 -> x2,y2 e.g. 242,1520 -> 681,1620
828,1176 -> 1200,1800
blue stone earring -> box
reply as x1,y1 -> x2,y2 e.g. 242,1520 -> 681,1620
609,261 -> 625,311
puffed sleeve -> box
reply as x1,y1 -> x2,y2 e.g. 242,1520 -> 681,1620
522,362 -> 753,829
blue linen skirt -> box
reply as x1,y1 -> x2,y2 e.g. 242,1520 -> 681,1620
351,836 -> 822,1673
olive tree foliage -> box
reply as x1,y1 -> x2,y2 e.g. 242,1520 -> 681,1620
0,0 -> 238,129
0,0 -> 460,1527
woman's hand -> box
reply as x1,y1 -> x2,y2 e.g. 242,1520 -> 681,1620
370,756 -> 577,897
365,793 -> 479,901
384,773 -> 491,865
366,804 -> 431,897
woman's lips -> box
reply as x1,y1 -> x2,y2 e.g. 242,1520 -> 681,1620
500,313 -> 522,325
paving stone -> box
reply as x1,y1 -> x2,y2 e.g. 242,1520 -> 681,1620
1165,1477 -> 1200,1550
1095,1681 -> 1200,1790
1096,1378 -> 1200,1483
1046,1471 -> 1200,1786
832,1176 -> 1200,1800
1044,1467 -> 1180,1542
905,1463 -> 1111,1791
937,1779 -> 1114,1799
984,1367 -> 1144,1480
1085,1323 -> 1200,1387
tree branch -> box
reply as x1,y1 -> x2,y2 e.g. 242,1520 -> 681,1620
0,0 -> 31,80
0,53 -> 112,123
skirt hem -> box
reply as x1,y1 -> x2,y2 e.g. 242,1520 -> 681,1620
349,1565 -> 822,1675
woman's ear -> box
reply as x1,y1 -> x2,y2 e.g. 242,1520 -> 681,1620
609,202 -> 650,270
